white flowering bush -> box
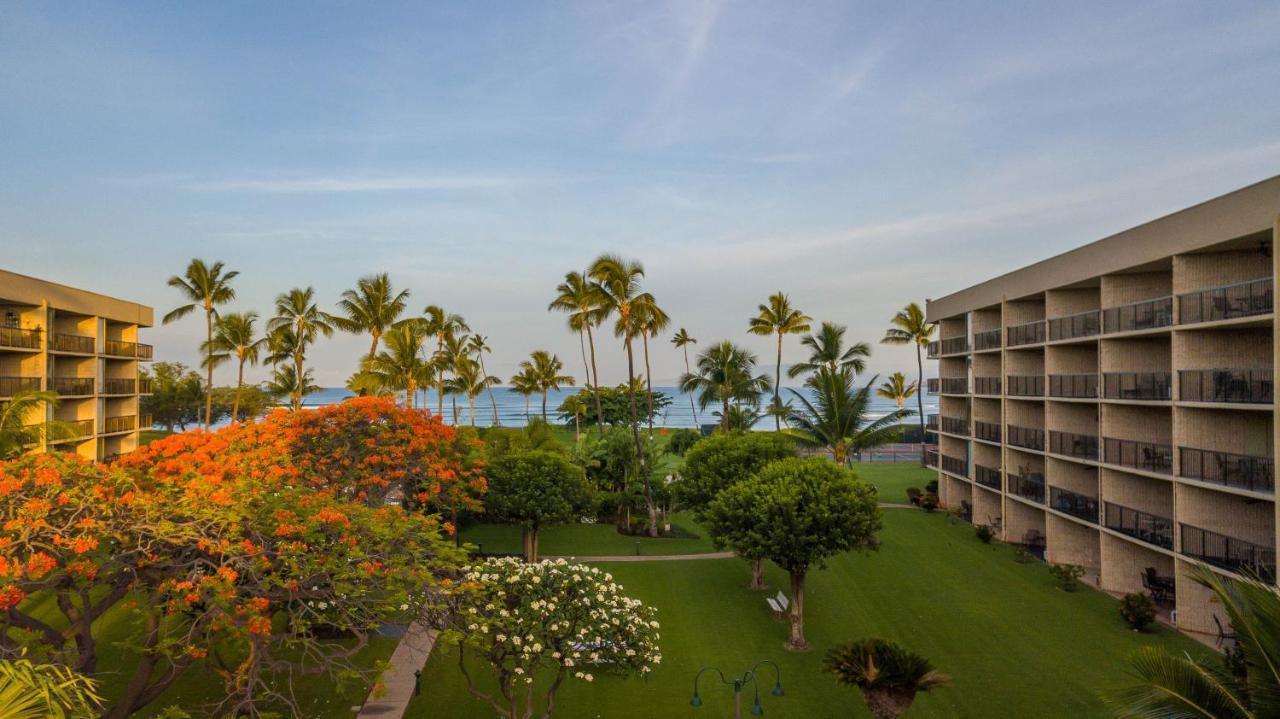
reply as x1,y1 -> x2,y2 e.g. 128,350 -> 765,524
438,557 -> 661,718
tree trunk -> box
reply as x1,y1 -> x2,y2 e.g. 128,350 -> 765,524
916,344 -> 927,467
865,689 -> 917,719
479,354 -> 500,426
786,571 -> 809,651
578,329 -> 590,397
750,558 -> 766,590
721,398 -> 731,431
437,336 -> 445,419
682,346 -> 698,426
369,332 -> 379,359
452,393 -> 460,426
233,357 -> 244,423
642,329 -> 654,432
541,390 -> 548,422
774,331 -> 783,430
204,308 -> 213,429
574,412 -> 580,442
586,323 -> 604,426
470,394 -> 477,426
624,332 -> 658,538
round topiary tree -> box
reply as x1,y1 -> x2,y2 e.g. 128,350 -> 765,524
484,450 -> 590,562
823,638 -> 951,718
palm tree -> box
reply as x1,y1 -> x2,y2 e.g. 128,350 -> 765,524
204,311 -> 267,422
558,392 -> 590,442
0,390 -> 70,460
468,334 -> 501,426
264,365 -> 317,408
509,367 -> 538,421
448,356 -> 500,427
876,372 -> 918,411
519,351 -> 575,422
423,306 -> 469,419
0,654 -> 102,718
748,292 -> 812,430
633,295 -> 670,431
590,253 -> 660,536
679,341 -> 772,432
671,328 -> 699,427
268,287 -> 336,411
333,273 -> 411,359
788,322 -> 870,378
786,368 -> 910,465
549,270 -> 606,425
881,303 -> 936,466
162,259 -> 238,429
360,322 -> 432,408
714,404 -> 764,431
436,331 -> 472,425
823,639 -> 951,719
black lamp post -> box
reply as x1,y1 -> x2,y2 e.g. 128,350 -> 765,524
690,661 -> 784,718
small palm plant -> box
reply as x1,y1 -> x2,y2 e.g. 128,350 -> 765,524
0,654 -> 102,718
204,311 -> 268,422
823,638 -> 951,719
679,340 -> 771,432
787,368 -> 910,465
876,372 -> 918,410
670,328 -> 699,425
0,390 -> 73,460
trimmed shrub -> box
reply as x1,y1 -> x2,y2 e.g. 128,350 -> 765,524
905,487 -> 923,505
665,428 -> 702,456
925,479 -> 938,495
1049,563 -> 1086,591
1120,593 -> 1157,631
919,494 -> 938,513
975,524 -> 994,543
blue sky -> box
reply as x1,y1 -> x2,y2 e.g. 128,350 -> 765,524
3,1 -> 1280,387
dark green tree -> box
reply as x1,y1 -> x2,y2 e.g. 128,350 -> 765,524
141,362 -> 205,431
484,451 -> 590,562
787,368 -> 911,465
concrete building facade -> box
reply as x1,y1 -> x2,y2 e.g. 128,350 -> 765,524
0,269 -> 153,461
924,176 -> 1278,640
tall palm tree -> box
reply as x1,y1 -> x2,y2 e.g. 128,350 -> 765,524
162,259 -> 238,429
268,287 -> 336,411
679,341 -> 772,432
549,271 -> 606,425
590,253 -> 661,536
876,372 -> 918,411
333,273 -> 411,359
0,390 -> 70,460
881,303 -> 936,466
468,334 -> 501,426
436,331 -> 472,425
671,328 -> 699,427
204,311 -> 267,422
519,351 -> 575,422
748,292 -> 812,430
824,639 -> 951,719
448,356 -> 500,426
423,305 -> 469,419
633,295 -> 670,431
786,368 -> 910,465
788,322 -> 870,378
360,322 -> 432,408
509,367 -> 538,422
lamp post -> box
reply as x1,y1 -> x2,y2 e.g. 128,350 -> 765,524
689,661 -> 784,718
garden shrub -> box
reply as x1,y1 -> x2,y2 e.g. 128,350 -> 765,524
1120,593 -> 1156,631
905,487 -> 923,505
975,524 -> 994,543
919,494 -> 938,513
666,428 -> 702,456
1049,563 -> 1086,591
925,479 -> 938,495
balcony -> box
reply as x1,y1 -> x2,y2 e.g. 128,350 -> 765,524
939,336 -> 968,356
1007,320 -> 1046,347
973,376 -> 1001,396
941,454 -> 968,478
140,414 -> 152,429
51,376 -> 95,396
1103,437 -> 1173,475
1048,310 -> 1100,341
1007,425 -> 1045,452
1102,372 -> 1172,401
1179,447 -> 1274,494
1050,486 -> 1098,523
51,333 -> 95,354
103,415 -> 137,434
926,341 -> 939,359
1178,277 -> 1273,325
926,378 -> 940,394
1104,502 -> 1173,549
102,378 -> 137,395
974,464 -> 1002,490
137,343 -> 154,361
1102,296 -> 1173,334
49,418 -> 96,442
1049,430 -> 1099,461
1008,473 -> 1046,503
1048,373 -> 1097,399
104,339 -> 140,358
940,377 -> 968,395
0,376 -> 42,397
973,328 -> 1001,351
1006,374 -> 1044,397
1179,369 -> 1273,405
0,325 -> 41,350
974,420 -> 1001,443
926,414 -> 939,431
1180,524 -> 1276,581
926,449 -> 939,468
139,378 -> 154,395
941,416 -> 969,436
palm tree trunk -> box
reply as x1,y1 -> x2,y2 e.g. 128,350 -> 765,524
624,334 -> 658,537
368,332 -> 379,359
469,393 -> 476,427
916,343 -> 927,467
722,397 -> 731,432
774,331 -> 783,431
406,381 -> 415,409
578,328 -> 590,394
233,357 -> 244,423
642,329 -> 655,432
541,390 -> 548,422
479,354 -> 500,426
204,309 -> 214,429
294,349 -> 304,411
574,411 -> 580,442
787,571 -> 808,651
451,393 -> 459,426
682,346 -> 698,427
437,337 -> 445,419
585,323 -> 604,426
524,395 -> 530,421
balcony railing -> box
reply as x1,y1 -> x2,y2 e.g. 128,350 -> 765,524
137,343 -> 154,360
51,376 -> 95,396
1006,374 -> 1044,397
925,449 -> 939,468
1007,320 -> 1046,347
1050,486 -> 1098,523
1104,502 -> 1173,549
1103,437 -> 1173,475
1102,296 -> 1173,334
1048,310 -> 1100,341
974,420 -> 1001,443
941,416 -> 969,436
1049,373 -> 1097,399
0,325 -> 41,350
49,418 -> 96,441
1049,430 -> 1099,461
1179,369 -> 1273,405
1178,277 -> 1273,325
926,341 -> 939,359
940,336 -> 968,355
1102,372 -> 1172,401
139,378 -> 154,394
1008,473 -> 1046,503
925,378 -> 940,394
1007,425 -> 1045,452
1180,446 -> 1274,493
103,339 -> 139,358
973,328 -> 1001,351
940,377 -> 968,395
1181,523 -> 1276,581
941,454 -> 968,478
973,376 -> 1001,396
103,415 -> 137,434
0,376 -> 42,397
140,414 -> 152,429
51,333 -> 95,354
102,378 -> 137,395
974,464 -> 1002,490
926,414 -> 939,431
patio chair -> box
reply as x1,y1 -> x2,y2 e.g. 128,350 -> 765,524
766,597 -> 784,619
774,591 -> 790,612
1214,614 -> 1239,648
960,500 -> 973,522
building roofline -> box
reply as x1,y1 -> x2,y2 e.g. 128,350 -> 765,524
0,268 -> 154,326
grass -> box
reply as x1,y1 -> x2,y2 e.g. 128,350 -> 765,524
849,461 -> 933,504
461,512 -> 718,557
138,430 -> 172,446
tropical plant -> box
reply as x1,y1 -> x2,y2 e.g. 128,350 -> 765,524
876,371 -> 918,411
0,390 -> 69,460
715,403 -> 765,431
549,270 -> 606,425
516,351 -> 574,422
748,292 -> 811,430
423,305 -> 469,418
787,322 -> 870,378
633,294 -> 670,431
448,355 -> 500,426
468,334 -> 501,426
333,272 -> 411,358
1119,593 -> 1157,632
509,367 -> 539,421
268,286 -> 336,410
786,368 -> 910,465
558,391 -> 591,442
679,340 -> 771,432
483,451 -> 590,561
881,303 -> 936,466
204,311 -> 268,422
1049,563 -> 1085,591
556,384 -> 671,428
0,654 -> 102,718
671,328 -> 699,426
264,364 -> 318,406
140,362 -> 206,431
823,638 -> 951,719
360,321 -> 433,407
161,259 -> 238,429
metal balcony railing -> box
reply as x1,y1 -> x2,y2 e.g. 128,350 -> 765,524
137,343 -> 153,360
1102,372 -> 1172,401
1179,369 -> 1273,404
140,414 -> 152,429
1008,473 -> 1046,503
0,325 -> 41,350
1102,296 -> 1173,333
104,339 -> 139,358
1180,523 -> 1276,581
1048,310 -> 1101,341
925,449 -> 939,468
1179,446 -> 1274,493
51,333 -> 95,354
1007,320 -> 1046,347
1049,373 -> 1097,399
1050,486 -> 1098,523
973,376 -> 1001,396
103,415 -> 137,434
51,376 -> 95,395
1103,437 -> 1173,475
973,328 -> 1001,351
1104,502 -> 1173,549
926,378 -> 940,394
940,336 -> 968,355
974,420 -> 1001,443
1007,425 -> 1045,452
139,378 -> 154,394
940,377 -> 968,395
941,454 -> 968,478
974,465 -> 1002,490
1178,277 -> 1273,325
0,376 -> 42,397
926,341 -> 939,359
941,416 -> 969,436
102,378 -> 137,395
49,418 -> 96,441
926,414 -> 939,431
1049,430 -> 1099,461
1006,374 -> 1044,397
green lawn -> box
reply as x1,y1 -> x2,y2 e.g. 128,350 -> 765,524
461,512 -> 717,557
850,461 -> 933,504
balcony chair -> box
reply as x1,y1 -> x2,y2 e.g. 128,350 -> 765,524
1141,567 -> 1175,606
1214,614 -> 1239,648
959,500 -> 972,522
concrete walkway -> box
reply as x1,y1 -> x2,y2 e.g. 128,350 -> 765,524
546,550 -> 734,562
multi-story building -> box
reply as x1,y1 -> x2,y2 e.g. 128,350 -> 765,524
0,269 -> 154,461
924,176 -> 1277,640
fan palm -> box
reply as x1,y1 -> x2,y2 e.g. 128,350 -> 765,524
468,334 -> 501,426
333,273 -> 411,358
162,259 -> 238,429
204,311 -> 267,422
423,305 -> 469,419
549,270 -> 606,425
264,365 -> 318,407
633,295 -> 670,431
788,322 -> 870,378
448,356 -> 500,427
671,328 -> 699,427
0,390 -> 72,460
748,292 -> 812,430
823,638 -> 951,719
519,351 -> 575,422
0,654 -> 102,719
786,368 -> 910,465
876,372 -> 918,411
360,322 -> 432,408
679,340 -> 772,432
268,287 -> 336,410
881,302 -> 936,466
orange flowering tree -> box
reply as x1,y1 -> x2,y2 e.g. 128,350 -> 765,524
0,397 -> 479,718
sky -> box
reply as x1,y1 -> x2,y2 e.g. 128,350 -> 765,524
3,1 -> 1280,387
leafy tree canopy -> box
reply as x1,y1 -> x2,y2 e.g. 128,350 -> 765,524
676,431 -> 796,518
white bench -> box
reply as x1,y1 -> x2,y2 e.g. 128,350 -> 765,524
765,591 -> 790,619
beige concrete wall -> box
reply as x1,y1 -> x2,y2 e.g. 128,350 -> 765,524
973,441 -> 1001,469
1177,483 -> 1275,549
1047,514 -> 1102,577
1047,401 -> 1098,435
972,485 -> 1002,527
52,355 -> 95,379
972,352 -> 1001,377
1100,336 -> 1172,372
1005,298 -> 1045,325
972,307 -> 1002,333
1101,272 -> 1173,307
940,394 -> 969,418
1046,287 -> 1100,317
940,434 -> 968,458
1174,328 -> 1271,369
940,316 -> 967,340
52,396 -> 96,422
1006,447 -> 1045,477
939,356 -> 967,379
1101,468 -> 1174,517
1005,498 -> 1046,543
972,397 -> 1001,424
943,475 -> 971,508
1007,400 -> 1045,429
1047,457 -> 1098,496
1102,404 -> 1172,445
1047,344 -> 1098,374
1100,533 -> 1174,597
1176,407 -> 1272,458
1006,349 -> 1045,376
1174,559 -> 1221,635
1172,250 -> 1271,295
